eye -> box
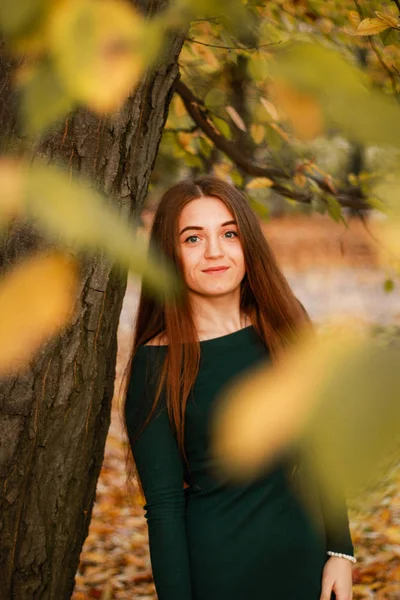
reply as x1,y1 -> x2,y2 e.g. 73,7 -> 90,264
184,235 -> 200,244
224,230 -> 238,239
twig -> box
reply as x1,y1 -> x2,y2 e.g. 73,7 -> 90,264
184,37 -> 281,51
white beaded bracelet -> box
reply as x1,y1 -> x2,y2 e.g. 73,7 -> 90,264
327,551 -> 357,563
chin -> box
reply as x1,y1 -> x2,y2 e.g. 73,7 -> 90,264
199,285 -> 238,297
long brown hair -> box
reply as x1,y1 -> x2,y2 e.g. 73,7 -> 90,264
121,175 -> 311,496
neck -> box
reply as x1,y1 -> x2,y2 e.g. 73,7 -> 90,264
188,289 -> 251,341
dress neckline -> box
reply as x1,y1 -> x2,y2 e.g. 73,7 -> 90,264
139,325 -> 256,351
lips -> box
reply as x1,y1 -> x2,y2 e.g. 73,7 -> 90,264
202,267 -> 229,273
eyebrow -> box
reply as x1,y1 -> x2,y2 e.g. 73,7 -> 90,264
179,220 -> 237,236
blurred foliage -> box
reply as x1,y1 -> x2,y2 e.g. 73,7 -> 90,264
0,0 -> 400,535
212,320 -> 400,519
152,0 -> 400,225
0,252 -> 77,375
0,0 -> 251,372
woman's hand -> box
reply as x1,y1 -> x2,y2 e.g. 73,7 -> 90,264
320,556 -> 353,600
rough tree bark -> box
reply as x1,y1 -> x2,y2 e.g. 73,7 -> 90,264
0,2 -> 184,598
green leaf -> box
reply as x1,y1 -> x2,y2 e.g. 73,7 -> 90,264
379,27 -> 399,46
18,59 -> 76,138
0,0 -> 47,40
248,55 -> 270,81
230,170 -> 244,187
325,195 -> 346,224
184,154 -> 203,168
248,197 -> 270,220
264,123 -> 283,151
211,116 -> 232,140
197,136 -> 213,158
204,88 -> 226,110
22,162 -> 179,297
383,278 -> 395,293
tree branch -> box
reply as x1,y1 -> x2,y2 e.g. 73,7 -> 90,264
174,79 -> 370,210
184,37 -> 281,51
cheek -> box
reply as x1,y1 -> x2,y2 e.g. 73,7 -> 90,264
232,245 -> 246,272
180,248 -> 200,279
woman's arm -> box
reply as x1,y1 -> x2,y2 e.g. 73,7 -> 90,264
318,479 -> 355,559
286,444 -> 355,559
125,351 -> 193,600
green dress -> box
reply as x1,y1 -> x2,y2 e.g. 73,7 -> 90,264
125,325 -> 354,600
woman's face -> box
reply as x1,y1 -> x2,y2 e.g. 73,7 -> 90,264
177,196 -> 246,298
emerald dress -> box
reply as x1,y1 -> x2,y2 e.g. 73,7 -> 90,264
124,325 -> 354,600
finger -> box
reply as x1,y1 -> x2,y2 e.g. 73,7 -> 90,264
319,579 -> 334,600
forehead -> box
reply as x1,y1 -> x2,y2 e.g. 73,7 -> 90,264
179,196 -> 233,224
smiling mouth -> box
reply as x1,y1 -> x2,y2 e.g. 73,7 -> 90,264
202,267 -> 229,273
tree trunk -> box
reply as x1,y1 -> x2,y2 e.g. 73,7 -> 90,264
0,3 -> 184,598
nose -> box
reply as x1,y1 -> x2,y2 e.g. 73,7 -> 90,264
204,235 -> 224,259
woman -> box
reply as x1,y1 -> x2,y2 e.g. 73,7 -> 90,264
123,176 -> 355,600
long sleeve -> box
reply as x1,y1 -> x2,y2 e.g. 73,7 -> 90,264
318,477 -> 354,557
285,443 -> 354,558
124,349 -> 193,600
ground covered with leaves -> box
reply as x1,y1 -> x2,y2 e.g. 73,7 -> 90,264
72,215 -> 400,599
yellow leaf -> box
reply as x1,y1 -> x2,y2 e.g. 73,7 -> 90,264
250,124 -> 265,144
269,80 -> 324,140
260,98 -> 279,121
294,172 -> 307,188
0,252 -> 78,374
375,11 -> 399,29
355,18 -> 391,36
246,177 -> 274,189
211,318 -> 400,519
347,10 -> 361,27
177,132 -> 196,154
173,95 -> 187,118
226,106 -> 247,132
47,0 -> 146,113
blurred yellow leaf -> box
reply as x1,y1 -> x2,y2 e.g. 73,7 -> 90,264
177,132 -> 196,154
347,10 -> 361,27
0,252 -> 77,374
16,58 -> 76,136
355,17 -> 391,36
211,320 -> 400,517
211,324 -> 360,482
269,122 -> 290,143
271,42 -> 400,147
246,177 -> 274,189
173,95 -> 187,118
47,0 -> 146,113
260,98 -> 279,121
269,80 -> 324,140
250,124 -> 265,144
293,172 -> 307,188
